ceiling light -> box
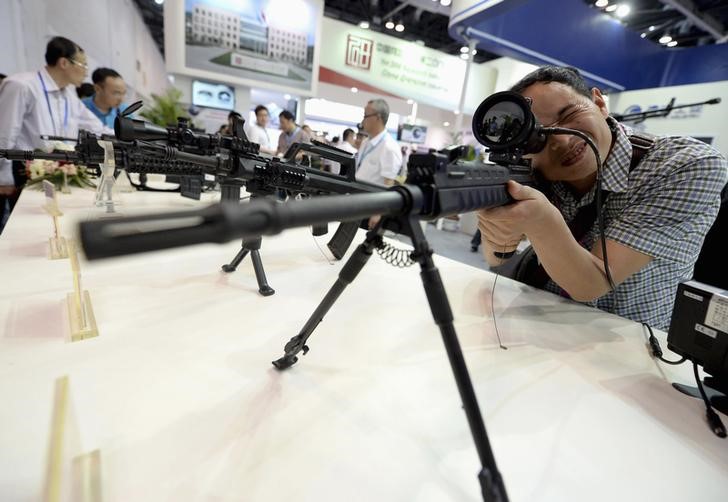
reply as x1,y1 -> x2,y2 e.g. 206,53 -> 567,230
407,99 -> 414,104
395,23 -> 404,32
460,53 -> 469,60
351,87 -> 358,93
648,25 -> 656,31
440,0 -> 452,6
471,49 -> 477,55
154,0 -> 164,4
615,4 -> 630,17
284,94 -> 291,100
659,35 -> 672,44
454,110 -> 460,115
640,32 -> 647,38
358,21 -> 369,29
385,20 -> 395,29
595,0 -> 608,7
605,4 -> 617,12
460,46 -> 469,53
443,121 -> 450,127
667,40 -> 678,47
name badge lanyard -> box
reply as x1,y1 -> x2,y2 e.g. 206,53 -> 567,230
356,135 -> 385,168
38,72 -> 69,136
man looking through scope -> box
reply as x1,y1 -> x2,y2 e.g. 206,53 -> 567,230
477,66 -> 727,330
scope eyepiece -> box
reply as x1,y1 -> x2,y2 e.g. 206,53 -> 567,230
115,116 -> 169,142
472,91 -> 547,154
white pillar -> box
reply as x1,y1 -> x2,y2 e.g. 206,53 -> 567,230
454,38 -> 477,135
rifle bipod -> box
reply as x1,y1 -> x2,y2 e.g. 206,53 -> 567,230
219,185 -> 274,296
272,210 -> 509,502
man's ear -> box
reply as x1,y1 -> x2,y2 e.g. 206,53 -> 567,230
591,87 -> 609,118
93,83 -> 103,95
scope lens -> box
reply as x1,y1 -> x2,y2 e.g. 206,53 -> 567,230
479,101 -> 526,146
472,91 -> 543,152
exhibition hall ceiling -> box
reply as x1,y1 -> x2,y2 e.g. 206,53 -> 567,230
581,0 -> 728,48
132,0 -> 727,68
131,0 -> 501,63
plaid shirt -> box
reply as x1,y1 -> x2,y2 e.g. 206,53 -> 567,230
542,119 -> 727,330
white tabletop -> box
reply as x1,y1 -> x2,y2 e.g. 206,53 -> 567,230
1,187 -> 726,502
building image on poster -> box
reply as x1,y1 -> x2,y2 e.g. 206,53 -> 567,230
184,0 -> 318,91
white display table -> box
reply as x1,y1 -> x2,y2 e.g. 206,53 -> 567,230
0,188 -> 726,501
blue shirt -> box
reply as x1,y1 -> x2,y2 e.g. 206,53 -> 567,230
82,96 -> 127,129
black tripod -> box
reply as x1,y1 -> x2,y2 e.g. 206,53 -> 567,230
220,184 -> 275,296
272,213 -> 509,502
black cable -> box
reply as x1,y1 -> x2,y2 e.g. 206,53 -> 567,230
642,322 -> 686,365
693,362 -> 727,438
544,127 -> 616,293
489,242 -> 508,351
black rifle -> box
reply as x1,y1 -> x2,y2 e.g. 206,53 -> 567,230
612,97 -> 721,123
113,111 -> 385,295
0,130 -> 214,199
79,144 -> 535,502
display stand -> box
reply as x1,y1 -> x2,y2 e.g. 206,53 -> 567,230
61,171 -> 71,194
42,180 -> 69,260
66,241 -> 98,342
43,376 -> 102,502
93,140 -> 118,213
114,168 -> 134,193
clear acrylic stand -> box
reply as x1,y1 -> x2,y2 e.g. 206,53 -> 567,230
114,169 -> 134,193
61,171 -> 71,194
41,180 -> 69,260
43,376 -> 102,502
66,241 -> 98,342
93,140 -> 118,213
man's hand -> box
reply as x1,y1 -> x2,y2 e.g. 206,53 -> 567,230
479,180 -> 560,237
477,181 -> 560,265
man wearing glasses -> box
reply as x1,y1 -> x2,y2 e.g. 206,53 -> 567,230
0,36 -> 110,230
82,68 -> 129,129
355,98 -> 402,186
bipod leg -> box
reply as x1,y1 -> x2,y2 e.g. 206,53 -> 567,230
248,238 -> 274,296
221,239 -> 251,273
272,223 -> 384,370
403,216 -> 509,502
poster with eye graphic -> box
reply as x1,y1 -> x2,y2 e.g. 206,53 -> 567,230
166,0 -> 322,95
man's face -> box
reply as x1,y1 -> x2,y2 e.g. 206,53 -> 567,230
256,109 -> 269,127
521,82 -> 612,189
361,104 -> 380,136
279,116 -> 294,132
63,51 -> 88,87
95,76 -> 126,109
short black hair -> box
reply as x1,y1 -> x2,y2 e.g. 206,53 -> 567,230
510,65 -> 592,99
45,36 -> 83,66
279,110 -> 295,121
342,128 -> 355,141
228,111 -> 242,120
0,73 -> 6,80
91,67 -> 122,85
76,82 -> 95,99
254,105 -> 269,115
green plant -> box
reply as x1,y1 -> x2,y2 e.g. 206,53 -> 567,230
139,88 -> 190,127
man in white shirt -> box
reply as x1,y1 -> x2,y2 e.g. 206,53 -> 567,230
243,105 -> 275,155
0,36 -> 109,227
328,128 -> 357,175
355,99 -> 402,186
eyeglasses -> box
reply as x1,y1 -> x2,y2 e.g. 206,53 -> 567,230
68,58 -> 89,70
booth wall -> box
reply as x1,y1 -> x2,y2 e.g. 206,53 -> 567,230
0,0 -> 168,99
609,80 -> 728,156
